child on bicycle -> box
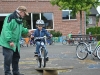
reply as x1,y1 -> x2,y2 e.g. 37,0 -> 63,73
31,19 -> 51,60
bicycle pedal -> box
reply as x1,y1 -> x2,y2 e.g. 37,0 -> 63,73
34,54 -> 38,57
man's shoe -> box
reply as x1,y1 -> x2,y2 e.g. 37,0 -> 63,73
5,74 -> 12,75
13,73 -> 24,75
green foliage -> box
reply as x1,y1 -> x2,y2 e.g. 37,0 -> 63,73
22,18 -> 30,29
50,0 -> 100,14
86,26 -> 100,35
50,30 -> 62,37
50,0 -> 100,34
22,19 -> 29,38
94,34 -> 100,41
86,26 -> 100,41
21,34 -> 28,38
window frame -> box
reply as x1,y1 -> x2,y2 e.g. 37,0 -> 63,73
62,9 -> 76,20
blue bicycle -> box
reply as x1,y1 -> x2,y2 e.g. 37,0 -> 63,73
34,36 -> 48,68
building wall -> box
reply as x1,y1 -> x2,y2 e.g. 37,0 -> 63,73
0,0 -> 85,36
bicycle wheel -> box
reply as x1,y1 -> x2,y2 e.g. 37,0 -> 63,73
41,48 -> 46,67
51,40 -> 55,45
76,42 -> 88,60
37,57 -> 42,68
62,40 -> 67,45
49,40 -> 55,45
96,46 -> 100,60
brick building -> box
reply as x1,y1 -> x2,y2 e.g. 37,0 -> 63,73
0,0 -> 85,36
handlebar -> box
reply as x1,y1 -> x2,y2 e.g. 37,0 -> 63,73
35,36 -> 46,39
34,36 -> 47,41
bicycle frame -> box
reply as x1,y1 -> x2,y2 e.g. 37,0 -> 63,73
76,41 -> 100,60
84,42 -> 98,55
35,36 -> 47,68
39,41 -> 46,56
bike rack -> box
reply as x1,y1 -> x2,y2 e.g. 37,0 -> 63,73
35,67 -> 73,75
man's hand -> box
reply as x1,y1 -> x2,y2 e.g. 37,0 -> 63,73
28,30 -> 34,36
10,42 -> 14,47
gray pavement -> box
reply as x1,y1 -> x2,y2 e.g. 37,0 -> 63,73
0,43 -> 100,75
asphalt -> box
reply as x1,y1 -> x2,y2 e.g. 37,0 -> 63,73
0,43 -> 100,75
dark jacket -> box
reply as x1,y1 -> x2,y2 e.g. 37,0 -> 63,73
33,28 -> 50,42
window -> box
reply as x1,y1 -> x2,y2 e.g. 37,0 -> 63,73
62,10 -> 76,20
25,13 -> 53,29
41,13 -> 53,29
23,13 -> 31,29
32,13 -> 39,29
88,17 -> 93,24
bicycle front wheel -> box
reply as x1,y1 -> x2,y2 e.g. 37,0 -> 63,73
76,42 -> 88,60
41,48 -> 46,67
96,46 -> 100,60
37,57 -> 42,68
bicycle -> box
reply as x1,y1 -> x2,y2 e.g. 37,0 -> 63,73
76,41 -> 100,60
62,37 -> 74,45
19,38 -> 26,47
34,36 -> 48,68
62,37 -> 68,45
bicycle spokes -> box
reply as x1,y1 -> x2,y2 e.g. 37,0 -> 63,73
76,43 -> 88,60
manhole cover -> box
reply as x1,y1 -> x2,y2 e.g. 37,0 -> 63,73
88,64 -> 100,69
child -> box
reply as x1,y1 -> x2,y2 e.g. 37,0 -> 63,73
31,19 -> 51,60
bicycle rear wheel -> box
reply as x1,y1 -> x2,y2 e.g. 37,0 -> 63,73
41,48 -> 46,67
96,46 -> 100,60
76,42 -> 88,60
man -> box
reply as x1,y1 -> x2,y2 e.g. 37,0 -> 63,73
31,19 -> 51,60
0,6 -> 33,75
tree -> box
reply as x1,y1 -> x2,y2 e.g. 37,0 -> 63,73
50,0 -> 100,34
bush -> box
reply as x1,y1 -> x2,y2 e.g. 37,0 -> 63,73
86,26 -> 100,35
49,30 -> 62,37
86,26 -> 100,41
92,34 -> 100,41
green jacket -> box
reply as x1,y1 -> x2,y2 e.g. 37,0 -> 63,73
0,11 -> 28,52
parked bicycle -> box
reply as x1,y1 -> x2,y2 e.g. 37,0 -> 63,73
34,36 -> 48,68
76,41 -> 100,60
62,37 -> 68,45
19,38 -> 26,47
62,36 -> 74,45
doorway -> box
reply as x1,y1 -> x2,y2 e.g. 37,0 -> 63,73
0,16 -> 5,34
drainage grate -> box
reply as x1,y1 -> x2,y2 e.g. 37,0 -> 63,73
88,64 -> 100,69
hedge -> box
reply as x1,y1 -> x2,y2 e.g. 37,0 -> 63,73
86,26 -> 100,41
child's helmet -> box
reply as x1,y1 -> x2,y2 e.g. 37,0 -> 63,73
36,19 -> 44,25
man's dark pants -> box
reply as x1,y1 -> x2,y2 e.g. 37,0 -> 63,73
2,47 -> 20,75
